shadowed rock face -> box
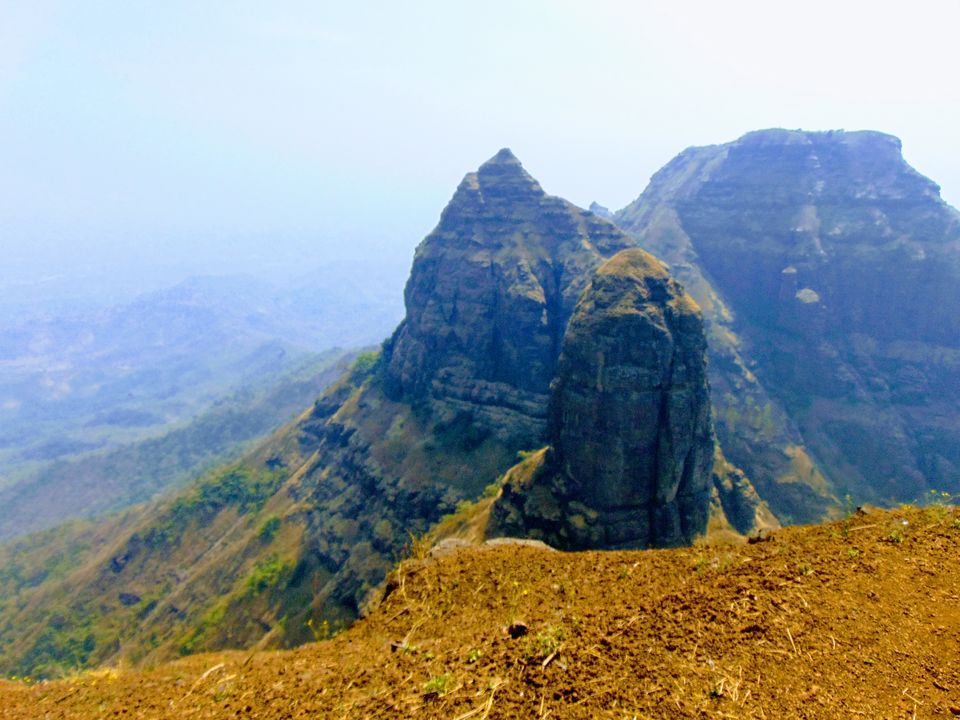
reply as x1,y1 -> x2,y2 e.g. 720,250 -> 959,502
283,151 -> 639,618
489,248 -> 716,548
384,148 -> 635,447
617,129 -> 960,516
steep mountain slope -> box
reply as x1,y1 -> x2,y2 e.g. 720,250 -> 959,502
0,397 -> 328,677
3,504 -> 958,719
617,129 -> 960,521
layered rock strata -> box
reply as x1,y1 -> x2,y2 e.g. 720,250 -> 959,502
617,129 -> 960,518
384,148 -> 635,447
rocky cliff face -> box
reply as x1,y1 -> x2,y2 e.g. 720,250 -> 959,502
288,151 -> 642,615
384,149 -> 635,447
488,249 -> 766,549
617,129 -> 960,518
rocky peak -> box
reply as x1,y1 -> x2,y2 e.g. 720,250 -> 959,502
721,129 -> 942,205
481,147 -> 524,170
588,201 -> 613,219
384,150 -> 635,446
471,147 -> 544,202
488,247 -> 718,548
620,127 -> 960,343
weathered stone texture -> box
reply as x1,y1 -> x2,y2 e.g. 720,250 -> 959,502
617,129 -> 960,516
384,148 -> 635,446
489,249 -> 720,548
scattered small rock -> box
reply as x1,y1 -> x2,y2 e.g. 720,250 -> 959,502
507,621 -> 529,639
429,538 -> 473,559
118,592 -> 141,606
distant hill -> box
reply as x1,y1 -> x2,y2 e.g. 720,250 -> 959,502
0,264 -> 403,488
0,261 -> 403,535
0,349 -> 352,540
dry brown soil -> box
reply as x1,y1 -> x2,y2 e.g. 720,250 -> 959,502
2,505 -> 959,719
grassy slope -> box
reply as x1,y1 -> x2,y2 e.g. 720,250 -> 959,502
0,354 -> 367,677
2,504 -> 958,718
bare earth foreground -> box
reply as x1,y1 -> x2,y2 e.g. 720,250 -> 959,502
2,506 -> 959,719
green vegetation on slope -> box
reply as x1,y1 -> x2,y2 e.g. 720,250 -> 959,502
0,461 -> 295,678
0,352 -> 387,679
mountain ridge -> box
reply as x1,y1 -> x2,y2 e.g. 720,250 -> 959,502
615,127 -> 960,521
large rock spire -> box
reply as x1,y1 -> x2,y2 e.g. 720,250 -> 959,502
488,248 -> 721,548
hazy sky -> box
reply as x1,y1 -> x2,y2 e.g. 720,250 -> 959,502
2,0 -> 959,295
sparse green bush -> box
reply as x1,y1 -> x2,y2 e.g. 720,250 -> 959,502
406,531 -> 432,561
423,674 -> 451,697
919,489 -> 958,523
482,479 -> 502,498
306,618 -> 331,642
246,555 -> 291,595
922,489 -> 957,506
146,465 -> 286,547
177,603 -> 226,656
348,351 -> 381,385
15,614 -> 101,678
135,595 -> 161,620
527,625 -> 564,661
257,515 -> 282,542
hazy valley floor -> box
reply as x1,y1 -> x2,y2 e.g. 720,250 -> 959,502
2,505 -> 958,719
